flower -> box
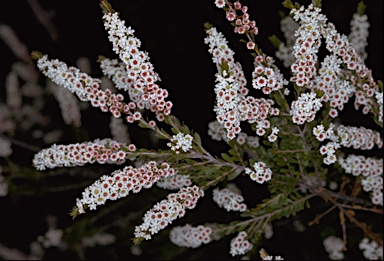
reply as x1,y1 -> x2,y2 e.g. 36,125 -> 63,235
290,92 -> 322,125
212,185 -> 247,212
245,161 -> 272,184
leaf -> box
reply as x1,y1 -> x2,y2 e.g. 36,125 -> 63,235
193,132 -> 202,145
221,153 -> 234,163
227,169 -> 243,181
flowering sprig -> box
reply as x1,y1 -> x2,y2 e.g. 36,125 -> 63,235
212,186 -> 247,212
133,185 -> 204,242
72,161 -> 176,217
229,231 -> 253,256
32,139 -> 136,171
169,224 -> 213,248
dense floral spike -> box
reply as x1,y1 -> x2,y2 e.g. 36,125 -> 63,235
36,54 -> 135,119
33,139 -> 136,170
169,224 -> 212,248
314,123 -> 383,165
74,161 -> 176,214
204,26 -> 279,139
348,11 -> 369,60
156,174 -> 192,190
102,12 -> 172,120
212,186 -> 247,212
134,185 -> 204,240
338,154 -> 383,205
229,231 -> 253,256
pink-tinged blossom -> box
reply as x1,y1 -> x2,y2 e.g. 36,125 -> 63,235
205,27 -> 279,140
229,231 -> 253,256
290,4 -> 327,87
102,12 -> 171,119
252,54 -> 288,94
212,186 -> 247,212
290,92 -> 322,125
219,1 -> 258,36
134,185 -> 204,240
33,138 -> 135,171
36,54 -> 132,119
338,154 -> 382,206
156,174 -> 192,190
245,162 -> 272,184
170,224 -> 212,248
75,161 -> 175,214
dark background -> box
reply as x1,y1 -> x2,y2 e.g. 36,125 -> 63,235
0,0 -> 383,260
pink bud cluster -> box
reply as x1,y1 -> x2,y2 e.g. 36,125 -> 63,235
36,55 -> 136,119
219,1 -> 258,37
338,154 -> 382,206
156,174 -> 192,190
75,161 -> 175,214
290,92 -> 322,124
245,162 -> 272,184
33,139 -> 136,171
290,4 -> 326,87
102,12 -> 172,120
229,231 -> 253,256
134,185 -> 204,240
169,224 -> 212,248
212,187 -> 247,212
252,54 -> 288,94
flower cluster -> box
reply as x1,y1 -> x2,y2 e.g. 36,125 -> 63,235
204,26 -> 280,140
212,186 -> 247,212
290,92 -> 322,124
36,54 -> 133,119
75,161 -> 176,214
359,238 -> 383,260
156,174 -> 192,190
169,224 -> 212,248
348,13 -> 369,60
313,123 -> 383,150
167,133 -> 193,154
376,91 -> 383,123
338,154 -> 383,205
252,54 -> 288,94
267,127 -> 280,143
229,231 -> 253,256
102,12 -> 172,120
216,1 -> 258,39
33,139 -> 136,171
275,15 -> 299,68
134,185 -> 204,240
245,161 -> 272,184
323,235 -> 345,260
290,4 -> 327,87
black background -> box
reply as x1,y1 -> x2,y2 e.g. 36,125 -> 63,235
0,0 -> 383,260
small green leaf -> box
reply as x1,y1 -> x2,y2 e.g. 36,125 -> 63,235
227,169 -> 243,181
221,153 -> 234,163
